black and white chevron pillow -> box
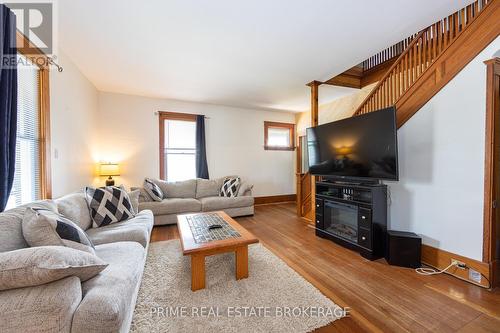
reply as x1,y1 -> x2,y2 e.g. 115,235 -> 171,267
220,177 -> 241,197
85,186 -> 135,228
22,208 -> 96,254
144,178 -> 163,202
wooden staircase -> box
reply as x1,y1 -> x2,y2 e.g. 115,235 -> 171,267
354,0 -> 500,127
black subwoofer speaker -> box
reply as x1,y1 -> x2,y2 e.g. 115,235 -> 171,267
386,230 -> 421,268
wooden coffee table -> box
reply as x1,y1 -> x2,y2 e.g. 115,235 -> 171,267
177,211 -> 259,291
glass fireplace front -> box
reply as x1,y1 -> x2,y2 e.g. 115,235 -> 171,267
323,200 -> 358,243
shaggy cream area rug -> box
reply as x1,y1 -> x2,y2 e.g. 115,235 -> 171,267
131,240 -> 344,333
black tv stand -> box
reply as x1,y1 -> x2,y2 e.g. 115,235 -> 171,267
314,180 -> 387,260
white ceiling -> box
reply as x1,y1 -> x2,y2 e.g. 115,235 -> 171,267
58,0 -> 471,112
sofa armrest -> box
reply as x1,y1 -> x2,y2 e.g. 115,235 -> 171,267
238,182 -> 254,197
0,276 -> 82,333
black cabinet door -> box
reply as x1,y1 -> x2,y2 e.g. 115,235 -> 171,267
358,207 -> 372,229
358,228 -> 372,250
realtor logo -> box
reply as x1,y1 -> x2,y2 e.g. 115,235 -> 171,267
6,1 -> 56,55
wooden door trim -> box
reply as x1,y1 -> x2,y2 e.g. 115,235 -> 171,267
483,57 -> 500,286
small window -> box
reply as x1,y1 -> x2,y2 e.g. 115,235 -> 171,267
159,112 -> 197,182
264,121 -> 295,151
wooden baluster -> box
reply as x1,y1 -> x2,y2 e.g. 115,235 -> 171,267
395,64 -> 399,99
474,1 -> 479,18
387,77 -> 390,107
404,52 -> 408,91
432,24 -> 437,61
393,69 -> 397,103
418,36 -> 422,76
466,5 -> 472,25
412,43 -> 417,83
454,12 -> 459,38
460,8 -> 465,32
408,48 -> 411,87
422,29 -> 427,70
383,83 -> 386,107
444,16 -> 449,49
388,79 -> 391,106
385,81 -> 388,107
437,21 -> 441,55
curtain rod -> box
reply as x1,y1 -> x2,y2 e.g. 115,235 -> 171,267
154,111 -> 210,119
47,57 -> 63,72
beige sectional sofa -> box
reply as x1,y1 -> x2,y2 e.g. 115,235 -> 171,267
0,193 -> 154,333
133,177 -> 254,225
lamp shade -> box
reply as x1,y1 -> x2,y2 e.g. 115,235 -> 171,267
99,163 -> 120,176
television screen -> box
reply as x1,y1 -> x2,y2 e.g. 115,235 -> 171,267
306,107 -> 398,181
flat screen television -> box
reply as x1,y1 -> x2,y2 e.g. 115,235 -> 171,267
306,106 -> 399,181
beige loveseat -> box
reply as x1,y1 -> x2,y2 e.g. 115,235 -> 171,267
0,193 -> 154,333
133,177 -> 254,225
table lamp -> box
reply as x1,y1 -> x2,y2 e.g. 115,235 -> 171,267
99,163 -> 120,186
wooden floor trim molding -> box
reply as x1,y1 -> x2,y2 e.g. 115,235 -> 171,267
254,194 -> 296,205
421,244 -> 491,288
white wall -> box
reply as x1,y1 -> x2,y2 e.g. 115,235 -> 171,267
388,36 -> 500,261
96,92 -> 296,196
50,50 -> 99,197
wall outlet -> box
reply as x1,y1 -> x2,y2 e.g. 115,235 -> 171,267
469,269 -> 481,283
451,259 -> 466,269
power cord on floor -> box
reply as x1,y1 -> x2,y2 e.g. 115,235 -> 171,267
415,262 -> 456,275
415,262 -> 492,289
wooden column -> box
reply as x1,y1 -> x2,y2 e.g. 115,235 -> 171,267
310,81 -> 320,223
483,58 -> 500,288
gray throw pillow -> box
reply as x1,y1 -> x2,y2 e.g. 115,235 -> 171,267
196,178 -> 224,198
22,208 -> 96,254
0,246 -> 107,291
128,189 -> 140,214
131,186 -> 153,203
238,182 -> 254,196
144,178 -> 163,202
55,192 -> 93,231
85,186 -> 136,227
153,178 -> 197,198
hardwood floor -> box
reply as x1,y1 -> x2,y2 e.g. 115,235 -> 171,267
151,203 -> 500,333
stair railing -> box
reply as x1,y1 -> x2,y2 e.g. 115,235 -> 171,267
354,0 -> 491,116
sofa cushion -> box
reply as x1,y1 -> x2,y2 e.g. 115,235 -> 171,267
144,178 -> 163,201
0,276 -> 82,333
200,196 -> 254,211
71,241 -> 145,333
22,208 -> 96,254
55,192 -> 93,231
85,210 -> 153,248
0,246 -> 107,291
0,200 -> 57,253
140,198 -> 201,215
196,178 -> 224,198
85,186 -> 136,227
153,178 -> 197,198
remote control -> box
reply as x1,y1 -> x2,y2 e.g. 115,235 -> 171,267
208,224 -> 223,230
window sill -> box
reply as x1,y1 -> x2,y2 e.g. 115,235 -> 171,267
264,146 -> 296,151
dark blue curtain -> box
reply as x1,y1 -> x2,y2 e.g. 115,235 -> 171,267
0,5 -> 17,212
195,115 -> 209,179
